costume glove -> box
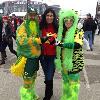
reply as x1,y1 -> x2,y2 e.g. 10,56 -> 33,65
58,42 -> 74,49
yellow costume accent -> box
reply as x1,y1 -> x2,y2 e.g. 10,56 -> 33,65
29,21 -> 37,36
10,56 -> 27,77
34,37 -> 41,44
28,37 -> 33,45
74,31 -> 84,45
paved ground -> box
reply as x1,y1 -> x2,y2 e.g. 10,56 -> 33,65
0,35 -> 100,100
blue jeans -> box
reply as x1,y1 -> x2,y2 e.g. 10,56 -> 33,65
84,31 -> 93,49
40,55 -> 55,81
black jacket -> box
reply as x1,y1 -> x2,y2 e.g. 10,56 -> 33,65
0,19 -> 3,42
5,24 -> 12,37
83,18 -> 97,32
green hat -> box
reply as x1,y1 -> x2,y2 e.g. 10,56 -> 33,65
27,7 -> 37,14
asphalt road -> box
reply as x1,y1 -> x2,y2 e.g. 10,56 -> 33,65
0,35 -> 100,100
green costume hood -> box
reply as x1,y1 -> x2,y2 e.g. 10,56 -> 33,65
55,9 -> 79,71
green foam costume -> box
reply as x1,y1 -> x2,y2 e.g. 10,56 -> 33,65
55,9 -> 83,100
16,8 -> 41,99
55,9 -> 79,71
20,72 -> 39,100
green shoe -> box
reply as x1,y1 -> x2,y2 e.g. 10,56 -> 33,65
20,87 -> 33,100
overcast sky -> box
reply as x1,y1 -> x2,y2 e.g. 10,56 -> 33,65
0,0 -> 98,16
43,0 -> 98,16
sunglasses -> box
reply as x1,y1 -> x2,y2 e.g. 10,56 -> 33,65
64,16 -> 74,22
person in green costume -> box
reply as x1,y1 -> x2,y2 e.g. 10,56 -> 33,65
16,7 -> 50,100
55,9 -> 84,100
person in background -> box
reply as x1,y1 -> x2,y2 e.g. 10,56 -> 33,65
39,8 -> 58,100
0,16 -> 17,65
0,16 -> 6,65
11,14 -> 17,39
83,13 -> 95,51
17,17 -> 23,27
0,16 -> 2,43
91,16 -> 97,44
55,9 -> 84,100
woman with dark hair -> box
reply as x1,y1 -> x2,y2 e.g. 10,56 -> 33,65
39,8 -> 58,100
55,9 -> 84,100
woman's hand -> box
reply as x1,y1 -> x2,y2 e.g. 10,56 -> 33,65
55,39 -> 62,46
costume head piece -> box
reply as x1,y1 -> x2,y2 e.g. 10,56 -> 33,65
25,7 -> 40,37
27,7 -> 37,15
55,9 -> 79,71
63,16 -> 74,23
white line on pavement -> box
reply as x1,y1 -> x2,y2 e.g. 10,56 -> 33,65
83,66 -> 90,90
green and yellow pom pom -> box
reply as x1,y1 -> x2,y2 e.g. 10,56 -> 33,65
10,56 -> 27,77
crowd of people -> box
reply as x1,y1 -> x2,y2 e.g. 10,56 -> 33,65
0,14 -> 24,65
0,7 -> 99,100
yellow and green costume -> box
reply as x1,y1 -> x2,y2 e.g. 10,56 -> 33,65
55,10 -> 84,100
10,18 -> 41,100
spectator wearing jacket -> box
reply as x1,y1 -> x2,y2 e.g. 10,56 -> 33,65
91,17 -> 97,44
0,16 -> 17,65
11,14 -> 17,39
83,13 -> 95,51
0,16 -> 7,65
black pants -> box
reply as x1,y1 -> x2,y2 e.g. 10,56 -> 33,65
12,32 -> 16,40
0,51 -> 6,61
0,34 -> 2,42
2,36 -> 17,56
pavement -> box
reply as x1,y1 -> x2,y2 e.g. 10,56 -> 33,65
0,35 -> 100,100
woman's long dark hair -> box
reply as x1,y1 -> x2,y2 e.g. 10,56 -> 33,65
62,20 -> 67,38
39,8 -> 58,33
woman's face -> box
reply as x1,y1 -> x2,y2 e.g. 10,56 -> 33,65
64,18 -> 73,29
46,11 -> 54,24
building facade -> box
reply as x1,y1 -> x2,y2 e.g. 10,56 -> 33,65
96,0 -> 100,19
0,0 -> 48,16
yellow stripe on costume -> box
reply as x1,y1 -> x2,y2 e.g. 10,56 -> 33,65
17,23 -> 27,37
29,21 -> 37,36
31,46 -> 41,55
74,31 -> 84,45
